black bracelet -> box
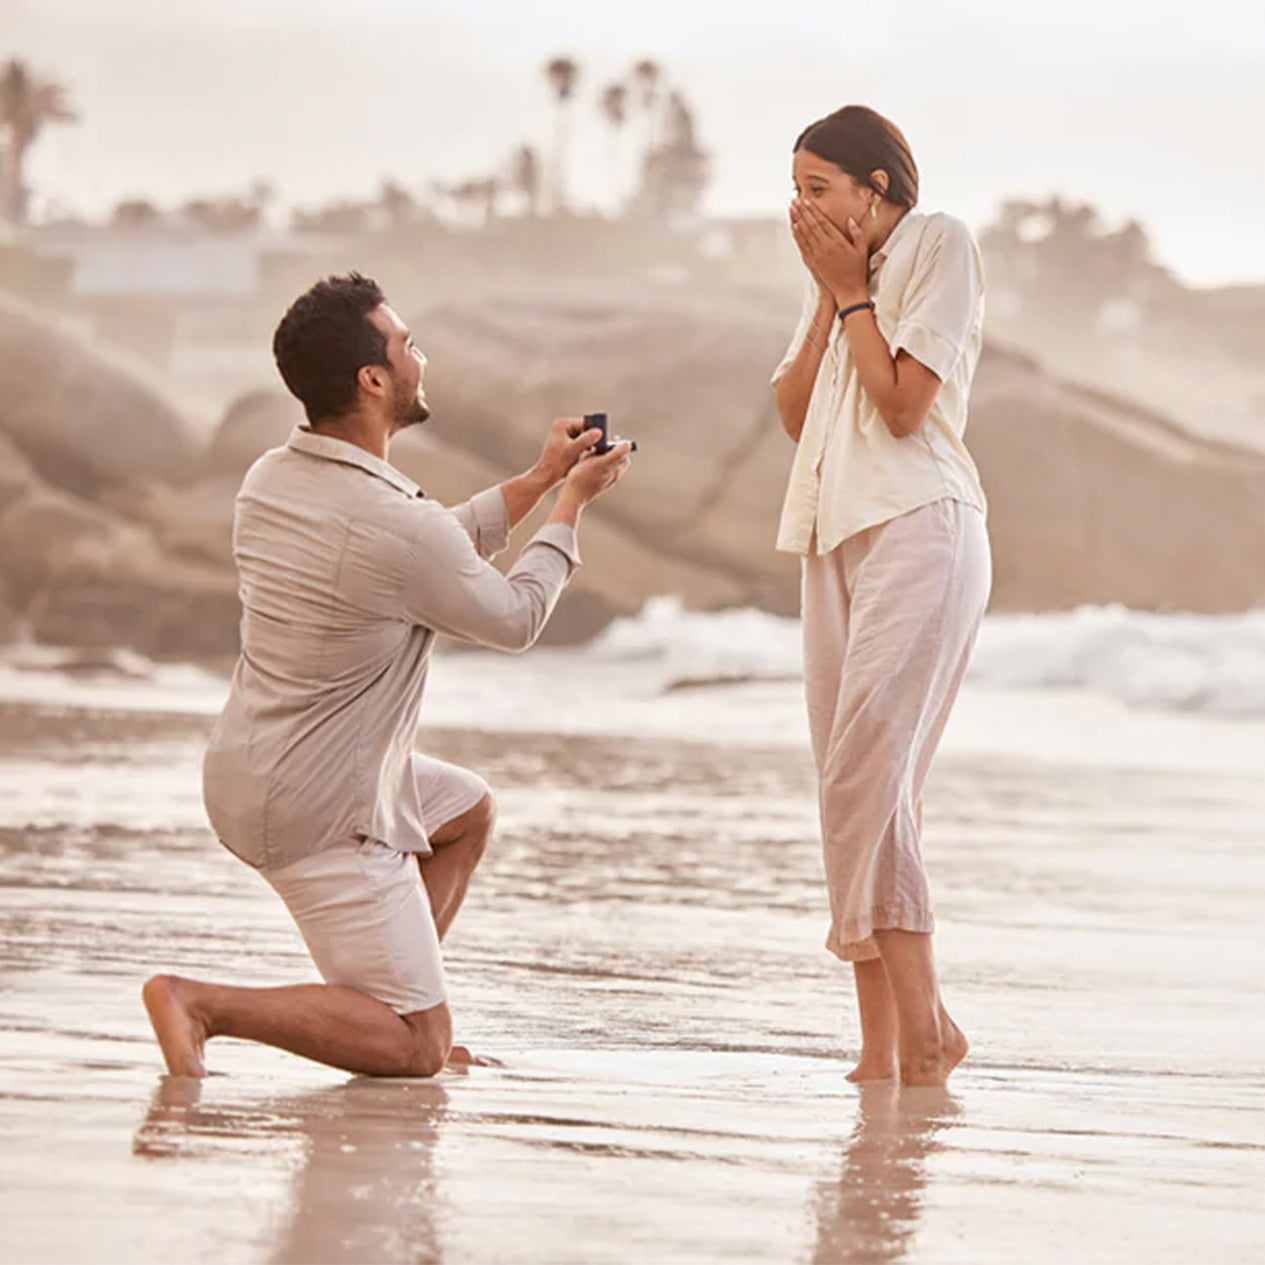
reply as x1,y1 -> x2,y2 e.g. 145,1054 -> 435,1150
837,300 -> 875,322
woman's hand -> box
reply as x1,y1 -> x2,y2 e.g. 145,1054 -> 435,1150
790,199 -> 870,309
788,200 -> 833,305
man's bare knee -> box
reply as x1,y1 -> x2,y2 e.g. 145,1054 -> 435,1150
431,792 -> 496,853
467,792 -> 495,852
462,791 -> 495,840
400,1004 -> 452,1077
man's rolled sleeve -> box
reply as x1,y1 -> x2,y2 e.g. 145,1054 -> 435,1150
530,522 -> 582,569
449,487 -> 511,560
402,508 -> 575,653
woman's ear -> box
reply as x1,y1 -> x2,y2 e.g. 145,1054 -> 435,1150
869,169 -> 890,200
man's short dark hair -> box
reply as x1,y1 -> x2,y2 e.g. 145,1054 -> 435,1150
272,272 -> 389,423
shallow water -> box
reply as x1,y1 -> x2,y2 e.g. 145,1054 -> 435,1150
1,664 -> 1264,1263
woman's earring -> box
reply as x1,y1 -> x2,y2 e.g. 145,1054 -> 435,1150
869,201 -> 878,221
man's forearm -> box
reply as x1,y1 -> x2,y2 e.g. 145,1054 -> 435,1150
500,465 -> 555,531
546,487 -> 583,530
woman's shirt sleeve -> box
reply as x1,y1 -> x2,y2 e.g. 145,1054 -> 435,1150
889,216 -> 984,383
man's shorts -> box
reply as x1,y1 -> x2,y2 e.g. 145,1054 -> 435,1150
263,754 -> 490,1015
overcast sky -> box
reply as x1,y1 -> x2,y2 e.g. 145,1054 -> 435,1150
5,0 -> 1264,285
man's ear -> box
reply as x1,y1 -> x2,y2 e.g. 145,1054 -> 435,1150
357,364 -> 388,397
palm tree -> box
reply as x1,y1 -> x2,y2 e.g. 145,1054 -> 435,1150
599,83 -> 629,214
0,59 -> 76,225
636,90 -> 709,225
632,58 -> 661,158
509,144 -> 541,218
378,179 -> 415,229
544,55 -> 580,215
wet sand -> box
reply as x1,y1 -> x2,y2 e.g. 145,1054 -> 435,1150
2,672 -> 1264,1263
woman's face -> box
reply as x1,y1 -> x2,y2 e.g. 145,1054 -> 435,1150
792,148 -> 873,234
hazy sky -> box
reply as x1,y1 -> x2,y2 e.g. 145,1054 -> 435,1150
5,0 -> 1265,285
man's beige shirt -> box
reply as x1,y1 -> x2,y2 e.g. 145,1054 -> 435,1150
203,426 -> 579,870
773,210 -> 988,555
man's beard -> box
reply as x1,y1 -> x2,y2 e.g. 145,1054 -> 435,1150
394,375 -> 430,428
398,397 -> 430,427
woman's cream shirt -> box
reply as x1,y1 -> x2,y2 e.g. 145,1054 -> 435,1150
773,210 -> 988,555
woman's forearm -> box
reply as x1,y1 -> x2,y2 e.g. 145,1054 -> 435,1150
773,293 -> 836,442
836,302 -> 899,421
838,301 -> 938,439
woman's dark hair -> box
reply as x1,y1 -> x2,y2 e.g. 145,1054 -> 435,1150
794,105 -> 919,209
272,272 -> 390,423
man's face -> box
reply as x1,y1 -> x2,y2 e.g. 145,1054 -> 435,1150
369,304 -> 429,429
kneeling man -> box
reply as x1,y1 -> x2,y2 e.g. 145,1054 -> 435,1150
144,273 -> 630,1077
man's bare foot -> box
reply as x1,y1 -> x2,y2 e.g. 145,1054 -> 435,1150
898,1010 -> 969,1088
846,1054 -> 897,1083
447,1044 -> 502,1069
142,975 -> 208,1078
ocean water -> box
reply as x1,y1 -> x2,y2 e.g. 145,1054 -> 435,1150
1,608 -> 1264,1263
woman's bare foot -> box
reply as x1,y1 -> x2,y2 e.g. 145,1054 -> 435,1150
940,1010 -> 969,1077
142,975 -> 208,1078
846,1052 -> 898,1083
898,1010 -> 969,1087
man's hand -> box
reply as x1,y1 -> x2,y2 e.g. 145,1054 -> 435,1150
547,440 -> 633,529
534,417 -> 603,490
502,418 -> 604,530
564,441 -> 633,503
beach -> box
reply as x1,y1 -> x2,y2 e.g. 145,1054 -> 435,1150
1,622 -> 1264,1264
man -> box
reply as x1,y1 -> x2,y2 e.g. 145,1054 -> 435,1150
143,272 -> 631,1078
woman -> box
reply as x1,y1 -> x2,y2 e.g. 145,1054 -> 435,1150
771,105 -> 991,1087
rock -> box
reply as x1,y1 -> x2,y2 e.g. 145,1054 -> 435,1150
199,389 -> 303,484
971,346 -> 1265,611
0,427 -> 39,515
412,288 -> 1265,618
0,481 -> 240,658
0,485 -> 137,607
107,478 -> 237,570
0,578 -> 18,643
410,288 -> 802,628
2,278 -> 1262,664
101,389 -> 301,572
0,289 -> 200,497
392,427 -> 754,643
28,547 -> 240,660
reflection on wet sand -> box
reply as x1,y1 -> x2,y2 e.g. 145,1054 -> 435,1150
811,1085 -> 960,1265
134,1075 -> 449,1265
5,691 -> 1265,1263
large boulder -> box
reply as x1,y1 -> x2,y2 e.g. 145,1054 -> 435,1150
971,346 -> 1265,611
393,428 -> 751,643
0,427 -> 39,515
0,484 -> 135,607
109,389 -> 302,571
27,542 -> 240,660
4,276 -> 1262,664
411,284 -> 1265,618
199,388 -> 303,484
412,285 -> 802,621
0,289 -> 200,497
0,479 -> 240,658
